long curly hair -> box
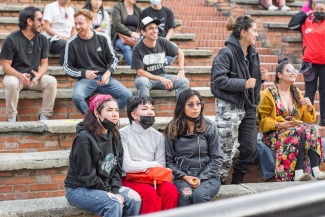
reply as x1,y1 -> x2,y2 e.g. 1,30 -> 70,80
275,58 -> 302,108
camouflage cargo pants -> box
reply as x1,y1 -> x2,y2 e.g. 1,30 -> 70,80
215,99 -> 245,183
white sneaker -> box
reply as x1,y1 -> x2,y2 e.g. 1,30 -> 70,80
294,173 -> 310,181
281,5 -> 291,11
7,117 -> 16,122
39,114 -> 50,120
311,171 -> 325,180
268,5 -> 278,11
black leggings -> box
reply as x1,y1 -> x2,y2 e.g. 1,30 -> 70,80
296,131 -> 320,170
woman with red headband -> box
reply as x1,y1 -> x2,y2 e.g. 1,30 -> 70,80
64,94 -> 141,217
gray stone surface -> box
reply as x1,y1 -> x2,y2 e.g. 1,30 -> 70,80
0,150 -> 70,171
0,86 -> 212,100
232,0 -> 304,6
281,36 -> 302,42
183,49 -> 213,57
0,197 -> 92,217
0,121 -> 46,133
263,22 -> 288,29
0,66 -> 212,76
246,10 -> 299,16
171,33 -> 195,40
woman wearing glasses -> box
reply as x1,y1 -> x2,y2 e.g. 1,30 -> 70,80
165,88 -> 223,206
210,16 -> 268,184
258,58 -> 325,181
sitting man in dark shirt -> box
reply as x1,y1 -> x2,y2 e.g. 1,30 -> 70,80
0,6 -> 57,122
132,16 -> 189,98
141,0 -> 177,65
63,9 -> 132,114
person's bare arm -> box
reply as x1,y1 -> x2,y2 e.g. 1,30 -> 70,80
42,20 -> 57,37
165,28 -> 174,40
2,59 -> 31,85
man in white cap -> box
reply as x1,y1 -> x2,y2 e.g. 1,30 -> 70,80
131,16 -> 189,98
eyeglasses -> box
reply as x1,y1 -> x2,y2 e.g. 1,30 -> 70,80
286,68 -> 299,75
187,101 -> 204,108
34,17 -> 43,22
26,41 -> 34,54
239,15 -> 250,32
65,12 -> 69,19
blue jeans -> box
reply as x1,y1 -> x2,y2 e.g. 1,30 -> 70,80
257,134 -> 275,180
134,74 -> 189,98
166,55 -> 177,66
115,38 -> 133,66
66,187 -> 141,217
174,177 -> 221,207
73,77 -> 132,114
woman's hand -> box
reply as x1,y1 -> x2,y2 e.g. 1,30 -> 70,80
278,121 -> 296,129
300,97 -> 313,112
261,68 -> 269,81
245,78 -> 256,89
306,10 -> 314,17
131,32 -> 140,40
182,175 -> 200,189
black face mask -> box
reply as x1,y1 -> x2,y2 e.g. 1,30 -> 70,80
99,118 -> 117,131
314,12 -> 325,21
185,114 -> 201,123
138,116 -> 155,130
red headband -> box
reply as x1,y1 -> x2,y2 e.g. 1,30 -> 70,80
89,94 -> 113,113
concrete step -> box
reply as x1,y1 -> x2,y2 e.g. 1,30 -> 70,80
246,10 -> 299,23
197,47 -> 280,55
230,0 -> 304,11
281,36 -> 302,43
263,22 -> 290,29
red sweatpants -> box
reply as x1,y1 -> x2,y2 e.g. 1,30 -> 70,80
122,179 -> 179,214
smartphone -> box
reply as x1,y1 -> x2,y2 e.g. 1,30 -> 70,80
94,24 -> 100,29
94,75 -> 102,82
293,120 -> 303,124
30,74 -> 36,81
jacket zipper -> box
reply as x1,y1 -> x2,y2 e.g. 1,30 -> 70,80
180,159 -> 184,169
197,135 -> 201,168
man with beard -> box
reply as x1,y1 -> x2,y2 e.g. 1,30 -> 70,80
43,0 -> 76,66
0,6 -> 57,122
63,9 -> 131,113
132,16 -> 189,98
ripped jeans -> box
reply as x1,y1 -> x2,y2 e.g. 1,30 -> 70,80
66,186 -> 141,217
174,177 -> 221,207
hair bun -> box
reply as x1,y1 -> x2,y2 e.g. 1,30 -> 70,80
278,57 -> 288,64
226,17 -> 237,31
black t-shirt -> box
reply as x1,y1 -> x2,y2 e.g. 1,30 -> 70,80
131,36 -> 178,75
125,13 -> 139,32
0,30 -> 48,73
141,6 -> 176,37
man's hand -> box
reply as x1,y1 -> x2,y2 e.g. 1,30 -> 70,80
85,70 -> 98,80
261,68 -> 269,81
245,78 -> 256,89
175,69 -> 185,80
160,77 -> 173,90
183,176 -> 201,189
58,35 -> 70,41
97,71 -> 111,85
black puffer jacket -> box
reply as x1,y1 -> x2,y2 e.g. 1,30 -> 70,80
210,34 -> 262,109
165,119 -> 223,180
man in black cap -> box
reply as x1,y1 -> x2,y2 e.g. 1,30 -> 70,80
131,16 -> 189,98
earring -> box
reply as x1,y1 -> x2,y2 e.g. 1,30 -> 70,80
279,78 -> 282,83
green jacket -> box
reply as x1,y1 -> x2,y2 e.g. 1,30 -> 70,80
111,2 -> 142,45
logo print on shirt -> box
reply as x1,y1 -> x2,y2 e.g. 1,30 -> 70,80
97,47 -> 102,52
101,153 -> 117,175
305,28 -> 312,34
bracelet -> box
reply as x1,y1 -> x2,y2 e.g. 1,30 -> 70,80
276,122 -> 280,129
178,68 -> 184,71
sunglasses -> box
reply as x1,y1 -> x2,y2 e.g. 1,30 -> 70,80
34,17 -> 43,22
26,41 -> 34,54
240,15 -> 250,32
286,68 -> 299,75
65,12 -> 69,19
187,101 -> 204,108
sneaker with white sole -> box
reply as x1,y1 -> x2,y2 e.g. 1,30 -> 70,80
311,171 -> 325,180
294,173 -> 310,181
6,117 -> 16,122
281,5 -> 291,11
39,114 -> 50,120
268,5 -> 278,11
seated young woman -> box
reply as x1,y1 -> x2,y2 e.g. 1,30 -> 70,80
64,94 -> 141,217
120,95 -> 179,214
258,58 -> 325,181
165,88 -> 223,206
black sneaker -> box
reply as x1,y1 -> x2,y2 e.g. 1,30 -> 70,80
319,120 -> 325,126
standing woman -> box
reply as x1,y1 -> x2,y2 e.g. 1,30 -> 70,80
210,16 -> 269,184
111,0 -> 141,65
83,0 -> 111,38
289,0 -> 325,126
165,88 -> 223,206
65,94 -> 141,217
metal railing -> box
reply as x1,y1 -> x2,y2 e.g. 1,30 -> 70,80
138,181 -> 325,217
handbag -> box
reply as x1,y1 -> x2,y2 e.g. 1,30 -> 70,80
117,32 -> 137,47
126,167 -> 173,188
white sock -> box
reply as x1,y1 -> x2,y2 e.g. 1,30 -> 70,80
295,169 -> 303,180
312,166 -> 320,177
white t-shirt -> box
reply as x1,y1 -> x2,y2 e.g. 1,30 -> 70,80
43,1 -> 75,39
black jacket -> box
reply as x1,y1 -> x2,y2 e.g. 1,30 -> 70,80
165,119 -> 223,180
64,123 -> 123,194
210,34 -> 262,109
288,11 -> 307,33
